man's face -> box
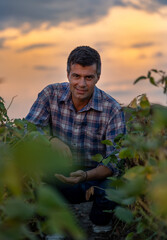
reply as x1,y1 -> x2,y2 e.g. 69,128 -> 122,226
67,63 -> 99,108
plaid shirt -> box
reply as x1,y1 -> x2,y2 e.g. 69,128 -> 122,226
26,82 -> 126,175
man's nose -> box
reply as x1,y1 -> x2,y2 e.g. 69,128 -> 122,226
79,77 -> 86,87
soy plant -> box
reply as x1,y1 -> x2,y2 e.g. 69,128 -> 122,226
134,69 -> 167,96
0,97 -> 84,240
105,90 -> 167,239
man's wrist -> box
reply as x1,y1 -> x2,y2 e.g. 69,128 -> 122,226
84,171 -> 88,181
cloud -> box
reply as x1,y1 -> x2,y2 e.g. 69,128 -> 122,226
0,37 -> 7,49
0,0 -> 166,31
131,42 -> 154,48
34,65 -> 57,71
153,51 -> 163,58
138,54 -> 147,59
121,0 -> 166,13
0,0 -> 115,30
17,43 -> 56,52
138,52 -> 164,59
93,41 -> 112,51
0,36 -> 18,49
0,77 -> 5,84
158,0 -> 167,4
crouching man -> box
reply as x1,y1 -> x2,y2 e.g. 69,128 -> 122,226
26,46 -> 126,232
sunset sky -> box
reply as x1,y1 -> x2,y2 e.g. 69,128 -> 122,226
0,0 -> 167,119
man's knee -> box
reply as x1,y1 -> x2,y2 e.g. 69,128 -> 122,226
49,137 -> 72,161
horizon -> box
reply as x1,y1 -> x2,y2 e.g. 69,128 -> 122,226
0,1 -> 167,118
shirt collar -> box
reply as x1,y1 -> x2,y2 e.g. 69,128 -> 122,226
59,83 -> 103,112
86,86 -> 103,112
59,83 -> 71,103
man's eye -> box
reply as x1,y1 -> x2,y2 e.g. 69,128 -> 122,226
73,74 -> 80,78
86,76 -> 93,80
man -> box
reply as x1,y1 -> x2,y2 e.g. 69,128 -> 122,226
26,46 -> 126,230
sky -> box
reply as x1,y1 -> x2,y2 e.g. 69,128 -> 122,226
0,0 -> 167,119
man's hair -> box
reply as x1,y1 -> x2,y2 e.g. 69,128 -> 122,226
67,46 -> 101,76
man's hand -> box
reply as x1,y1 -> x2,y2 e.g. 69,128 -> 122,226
55,170 -> 86,184
55,165 -> 112,185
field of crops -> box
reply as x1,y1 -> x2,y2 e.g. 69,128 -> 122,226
0,69 -> 167,240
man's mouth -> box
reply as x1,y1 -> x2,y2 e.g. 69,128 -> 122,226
76,88 -> 87,94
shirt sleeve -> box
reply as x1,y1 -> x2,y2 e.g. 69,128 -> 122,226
25,87 -> 51,127
98,108 -> 126,176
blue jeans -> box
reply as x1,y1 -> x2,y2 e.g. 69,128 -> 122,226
56,178 -> 116,225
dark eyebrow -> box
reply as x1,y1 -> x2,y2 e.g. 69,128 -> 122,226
86,75 -> 94,78
72,73 -> 80,76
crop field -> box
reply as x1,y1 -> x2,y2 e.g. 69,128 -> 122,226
0,70 -> 167,240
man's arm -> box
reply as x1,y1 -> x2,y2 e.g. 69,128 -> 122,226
25,86 -> 51,126
55,165 -> 112,184
86,165 -> 112,180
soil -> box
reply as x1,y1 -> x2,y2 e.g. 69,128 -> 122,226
68,202 -> 130,240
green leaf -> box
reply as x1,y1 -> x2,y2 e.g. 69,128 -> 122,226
159,70 -> 165,74
128,98 -> 137,108
102,156 -> 111,165
148,157 -> 157,166
26,121 -> 38,131
19,226 -> 37,240
149,77 -> 157,86
106,189 -> 126,204
114,206 -> 133,223
137,222 -> 146,234
133,76 -> 147,85
0,96 -> 4,102
13,133 -> 71,178
37,186 -> 85,239
150,174 -> 167,215
122,197 -> 136,205
0,102 -> 5,111
125,232 -> 134,240
114,133 -> 124,143
139,95 -> 150,109
3,198 -> 34,220
163,76 -> 167,83
92,154 -> 103,162
119,148 -> 134,159
124,166 -> 146,180
4,161 -> 22,196
123,177 -> 146,196
14,119 -> 25,129
101,139 -> 113,145
0,126 -> 6,135
147,71 -> 151,78
37,186 -> 67,215
110,154 -> 118,164
153,105 -> 167,131
151,69 -> 158,73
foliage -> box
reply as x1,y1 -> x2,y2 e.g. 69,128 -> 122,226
0,97 -> 84,240
103,70 -> 167,239
1,69 -> 167,240
134,69 -> 167,95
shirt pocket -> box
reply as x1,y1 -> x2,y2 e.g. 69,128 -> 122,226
84,127 -> 105,145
